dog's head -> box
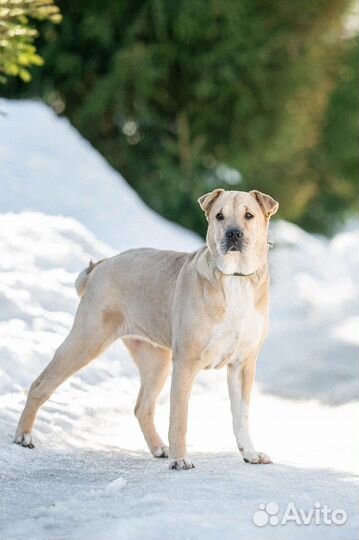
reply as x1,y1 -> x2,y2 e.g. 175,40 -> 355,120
198,189 -> 279,275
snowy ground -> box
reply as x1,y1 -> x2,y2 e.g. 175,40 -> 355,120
0,100 -> 358,540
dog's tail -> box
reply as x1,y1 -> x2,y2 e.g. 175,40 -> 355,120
75,259 -> 106,297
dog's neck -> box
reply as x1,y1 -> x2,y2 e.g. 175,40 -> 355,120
197,246 -> 268,285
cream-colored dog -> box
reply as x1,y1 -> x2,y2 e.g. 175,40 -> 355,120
15,189 -> 279,470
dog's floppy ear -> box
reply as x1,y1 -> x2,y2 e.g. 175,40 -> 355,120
250,190 -> 279,218
198,188 -> 225,216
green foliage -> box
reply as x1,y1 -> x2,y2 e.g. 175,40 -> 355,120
0,0 -> 61,82
3,0 -> 357,235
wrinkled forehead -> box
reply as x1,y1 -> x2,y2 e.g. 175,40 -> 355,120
212,191 -> 261,215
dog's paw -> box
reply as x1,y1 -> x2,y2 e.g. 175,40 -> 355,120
169,458 -> 195,471
242,450 -> 272,464
14,432 -> 35,449
153,446 -> 169,458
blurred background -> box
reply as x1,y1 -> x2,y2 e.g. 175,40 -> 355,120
1,0 -> 358,237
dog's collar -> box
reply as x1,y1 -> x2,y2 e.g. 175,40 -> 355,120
215,263 -> 259,278
215,266 -> 258,278
230,271 -> 257,277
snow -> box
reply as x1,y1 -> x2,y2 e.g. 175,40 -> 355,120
260,221 -> 359,404
105,476 -> 128,492
0,99 -> 199,252
0,99 -> 358,540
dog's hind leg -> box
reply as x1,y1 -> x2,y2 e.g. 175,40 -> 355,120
124,339 -> 171,458
15,299 -> 120,448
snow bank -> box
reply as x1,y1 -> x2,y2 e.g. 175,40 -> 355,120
0,97 -> 356,404
259,220 -> 359,404
0,99 -> 200,252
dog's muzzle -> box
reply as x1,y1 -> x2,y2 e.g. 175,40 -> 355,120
225,228 -> 244,252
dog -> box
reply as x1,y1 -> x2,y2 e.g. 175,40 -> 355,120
15,189 -> 279,470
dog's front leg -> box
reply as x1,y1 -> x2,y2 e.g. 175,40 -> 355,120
227,361 -> 272,464
168,359 -> 199,470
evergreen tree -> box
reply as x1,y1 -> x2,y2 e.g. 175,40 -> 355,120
3,0 -> 356,235
0,0 -> 61,83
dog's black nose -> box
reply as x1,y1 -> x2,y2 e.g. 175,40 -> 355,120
225,228 -> 243,240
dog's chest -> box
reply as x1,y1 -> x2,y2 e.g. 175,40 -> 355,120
202,279 -> 264,369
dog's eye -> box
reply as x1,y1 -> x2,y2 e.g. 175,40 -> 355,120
216,212 -> 225,221
245,212 -> 254,220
